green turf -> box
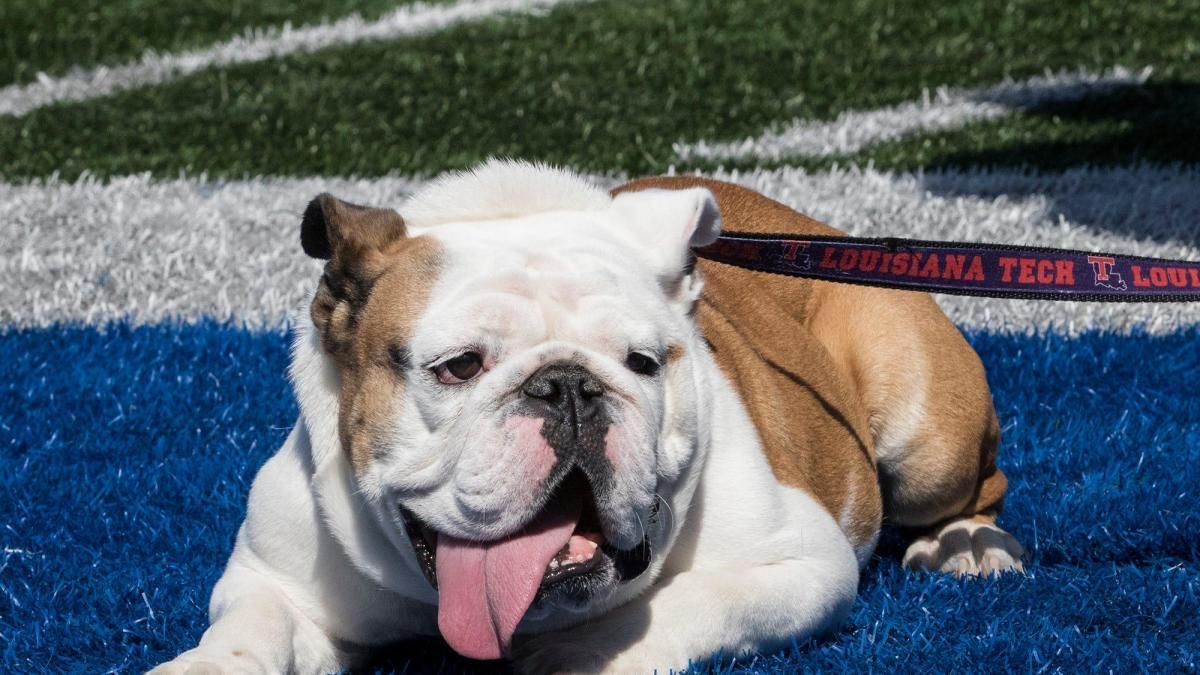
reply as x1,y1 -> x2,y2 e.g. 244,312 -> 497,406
2,0 -> 1198,180
689,81 -> 1200,174
0,0 -> 436,88
862,80 -> 1200,172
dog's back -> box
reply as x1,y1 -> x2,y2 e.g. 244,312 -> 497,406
616,176 -> 1020,574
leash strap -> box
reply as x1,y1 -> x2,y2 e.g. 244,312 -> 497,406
695,233 -> 1200,302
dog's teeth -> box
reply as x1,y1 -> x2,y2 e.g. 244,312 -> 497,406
549,559 -> 560,570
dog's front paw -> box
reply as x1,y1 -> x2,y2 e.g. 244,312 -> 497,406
147,647 -> 269,675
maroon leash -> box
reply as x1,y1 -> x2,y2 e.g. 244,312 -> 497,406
695,233 -> 1200,302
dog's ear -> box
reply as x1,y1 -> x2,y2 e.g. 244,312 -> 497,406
301,193 -> 407,261
301,193 -> 408,358
609,187 -> 721,288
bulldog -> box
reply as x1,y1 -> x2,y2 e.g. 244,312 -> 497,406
152,160 -> 1024,674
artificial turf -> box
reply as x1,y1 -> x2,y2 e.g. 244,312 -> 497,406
3,1 -> 1199,672
688,81 -> 1200,174
2,0 -> 1199,180
0,0 -> 433,88
1,323 -> 1196,672
867,80 -> 1200,172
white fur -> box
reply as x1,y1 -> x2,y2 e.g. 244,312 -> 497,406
151,161 -> 864,674
903,517 -> 1025,577
401,158 -> 613,230
517,371 -> 859,672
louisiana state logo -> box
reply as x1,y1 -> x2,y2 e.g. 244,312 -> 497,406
779,241 -> 812,271
1086,255 -> 1127,292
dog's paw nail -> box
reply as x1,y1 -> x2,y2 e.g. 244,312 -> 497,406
906,520 -> 1025,578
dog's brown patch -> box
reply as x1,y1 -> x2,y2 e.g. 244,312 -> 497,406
803,265 -> 1006,528
336,237 -> 443,472
665,343 -> 685,365
300,193 -> 444,471
616,176 -> 882,553
614,177 -> 1008,556
696,273 -> 883,553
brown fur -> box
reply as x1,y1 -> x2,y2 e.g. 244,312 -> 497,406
303,194 -> 444,472
614,177 -> 1008,551
335,237 -> 443,472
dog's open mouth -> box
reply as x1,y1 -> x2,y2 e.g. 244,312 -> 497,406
397,469 -> 650,660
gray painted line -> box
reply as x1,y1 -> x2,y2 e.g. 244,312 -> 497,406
2,166 -> 1197,335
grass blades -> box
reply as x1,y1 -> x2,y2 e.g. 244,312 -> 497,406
2,323 -> 1196,671
691,80 -> 1200,173
0,0 -> 433,87
1,0 -> 1198,179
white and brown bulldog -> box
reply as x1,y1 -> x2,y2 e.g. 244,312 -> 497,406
152,160 -> 1024,674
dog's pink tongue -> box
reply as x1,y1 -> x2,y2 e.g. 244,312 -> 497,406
435,493 -> 581,660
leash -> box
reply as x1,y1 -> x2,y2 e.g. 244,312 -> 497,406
695,233 -> 1200,302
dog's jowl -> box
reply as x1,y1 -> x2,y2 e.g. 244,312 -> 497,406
151,160 -> 1024,674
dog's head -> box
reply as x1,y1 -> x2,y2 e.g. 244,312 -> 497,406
296,162 -> 719,659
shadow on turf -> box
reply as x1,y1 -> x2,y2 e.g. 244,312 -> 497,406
920,80 -> 1200,247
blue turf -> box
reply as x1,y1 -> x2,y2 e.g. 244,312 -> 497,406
1,324 -> 1197,673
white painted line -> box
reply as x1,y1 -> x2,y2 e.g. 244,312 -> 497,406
2,166 -> 1197,335
673,67 -> 1151,163
0,0 -> 581,118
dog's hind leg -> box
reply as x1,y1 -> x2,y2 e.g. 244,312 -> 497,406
885,407 -> 1025,576
871,307 -> 1024,577
808,286 -> 1025,576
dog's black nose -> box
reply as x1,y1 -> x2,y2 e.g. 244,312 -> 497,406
522,364 -> 605,435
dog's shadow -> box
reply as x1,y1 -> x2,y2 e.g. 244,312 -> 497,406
353,640 -> 511,675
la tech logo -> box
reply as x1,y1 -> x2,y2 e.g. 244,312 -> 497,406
779,240 -> 812,271
1087,256 -> 1128,291
1087,255 -> 1200,291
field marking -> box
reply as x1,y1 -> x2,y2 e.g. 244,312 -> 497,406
0,0 -> 582,118
3,166 -> 1197,335
673,67 -> 1151,163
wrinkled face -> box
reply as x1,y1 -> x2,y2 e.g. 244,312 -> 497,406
299,185 -> 720,659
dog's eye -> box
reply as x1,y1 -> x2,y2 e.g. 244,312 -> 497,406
625,352 -> 660,377
433,352 -> 484,384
